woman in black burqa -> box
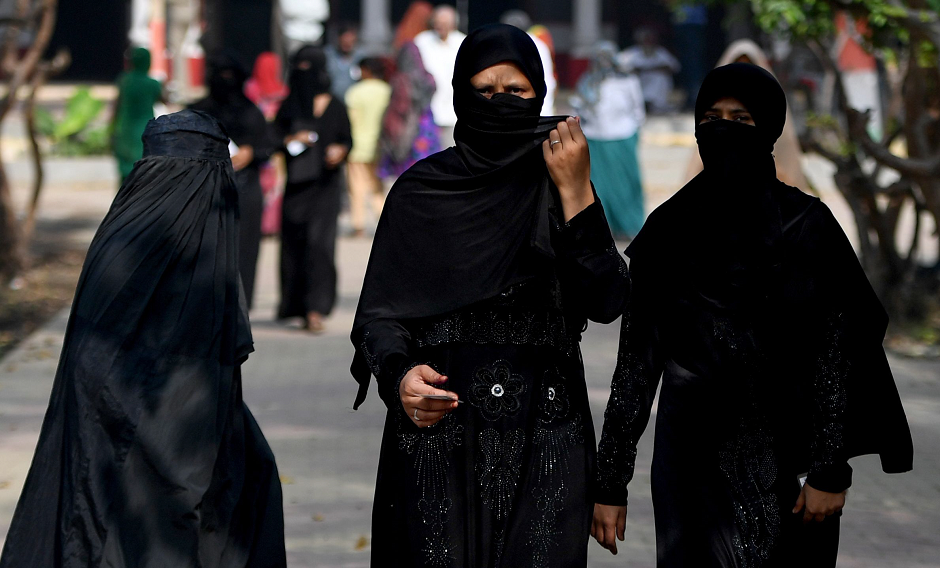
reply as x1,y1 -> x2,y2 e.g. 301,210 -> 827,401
275,46 -> 352,333
351,24 -> 629,567
0,111 -> 286,568
190,54 -> 274,309
592,63 -> 913,566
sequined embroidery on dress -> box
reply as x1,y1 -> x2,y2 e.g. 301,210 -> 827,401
713,317 -> 780,568
596,310 -> 649,498
810,312 -> 849,476
533,368 -> 583,487
399,411 -> 464,566
469,359 -> 526,421
414,309 -> 575,357
527,486 -> 567,568
476,427 -> 526,520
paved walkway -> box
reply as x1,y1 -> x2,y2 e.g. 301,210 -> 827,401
0,126 -> 938,566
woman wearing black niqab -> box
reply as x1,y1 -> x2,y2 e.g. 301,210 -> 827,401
190,54 -> 274,308
274,45 -> 352,332
592,63 -> 913,566
0,111 -> 286,568
351,24 -> 629,567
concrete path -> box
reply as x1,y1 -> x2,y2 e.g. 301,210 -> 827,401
1,121 -> 938,566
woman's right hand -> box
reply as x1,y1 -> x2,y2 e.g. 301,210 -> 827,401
592,503 -> 627,555
399,365 -> 459,428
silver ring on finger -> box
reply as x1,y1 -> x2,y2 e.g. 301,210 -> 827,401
414,408 -> 420,421
550,139 -> 561,147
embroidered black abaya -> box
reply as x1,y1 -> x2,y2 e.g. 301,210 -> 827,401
0,111 -> 286,568
275,46 -> 352,320
351,25 -> 629,567
595,64 -> 913,567
190,54 -> 274,308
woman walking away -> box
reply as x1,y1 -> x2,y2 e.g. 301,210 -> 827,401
377,42 -> 441,180
191,54 -> 275,309
0,110 -> 286,568
275,46 -> 351,333
574,41 -> 646,239
592,63 -> 913,566
351,24 -> 629,568
111,47 -> 163,183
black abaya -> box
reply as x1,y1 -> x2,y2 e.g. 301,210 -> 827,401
275,47 -> 352,319
351,25 -> 630,567
594,64 -> 912,567
190,55 -> 274,308
0,111 -> 286,568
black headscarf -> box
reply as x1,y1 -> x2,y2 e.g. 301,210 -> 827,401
350,24 -> 567,407
191,53 -> 269,153
278,45 -> 332,121
625,64 -> 912,476
0,110 -> 287,566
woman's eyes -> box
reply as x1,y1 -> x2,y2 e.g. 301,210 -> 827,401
733,115 -> 753,122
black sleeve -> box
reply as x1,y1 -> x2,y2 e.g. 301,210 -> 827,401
244,106 -> 276,165
352,318 -> 416,410
554,196 -> 630,324
594,258 -> 664,506
331,99 -> 353,150
804,310 -> 853,493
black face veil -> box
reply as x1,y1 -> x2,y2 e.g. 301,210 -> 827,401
350,24 -> 568,408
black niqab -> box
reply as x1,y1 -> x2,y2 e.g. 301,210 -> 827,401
0,110 -> 286,568
350,24 -> 568,407
278,45 -> 332,121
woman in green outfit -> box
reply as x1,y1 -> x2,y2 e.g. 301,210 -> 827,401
112,47 -> 164,182
573,41 -> 646,239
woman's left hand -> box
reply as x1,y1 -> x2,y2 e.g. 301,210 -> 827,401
793,483 -> 846,523
543,116 -> 594,221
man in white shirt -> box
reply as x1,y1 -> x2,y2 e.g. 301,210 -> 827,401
620,28 -> 681,114
414,5 -> 466,148
499,10 -> 556,116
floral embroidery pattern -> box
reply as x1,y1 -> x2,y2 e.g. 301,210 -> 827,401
528,486 -> 567,568
469,360 -> 525,421
399,413 -> 464,500
476,427 -> 526,520
419,498 -> 457,567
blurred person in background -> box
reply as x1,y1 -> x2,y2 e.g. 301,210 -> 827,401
620,28 -> 680,114
684,39 -> 808,189
500,9 -> 557,115
325,23 -> 364,99
573,41 -> 646,239
0,111 -> 286,568
111,47 -> 164,183
345,57 -> 392,237
275,46 -> 352,333
245,51 -> 290,238
245,51 -> 289,120
377,42 -> 441,180
414,4 -> 466,147
393,1 -> 434,48
191,54 -> 274,309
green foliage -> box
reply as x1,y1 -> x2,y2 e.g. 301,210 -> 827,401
34,87 -> 110,156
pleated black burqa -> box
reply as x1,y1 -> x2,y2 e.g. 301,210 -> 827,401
594,64 -> 913,567
0,110 -> 286,568
351,25 -> 629,568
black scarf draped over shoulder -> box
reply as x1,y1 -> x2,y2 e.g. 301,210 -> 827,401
350,24 -> 568,408
626,63 -> 913,474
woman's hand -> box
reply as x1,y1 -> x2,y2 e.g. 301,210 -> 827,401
592,503 -> 627,555
324,143 -> 349,168
793,483 -> 846,523
543,116 -> 594,222
399,365 -> 459,428
285,130 -> 315,146
231,145 -> 254,172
